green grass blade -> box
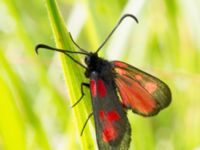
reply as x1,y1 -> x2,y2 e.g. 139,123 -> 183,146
45,0 -> 95,149
0,78 -> 26,150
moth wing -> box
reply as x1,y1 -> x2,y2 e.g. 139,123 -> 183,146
112,61 -> 171,116
90,73 -> 131,150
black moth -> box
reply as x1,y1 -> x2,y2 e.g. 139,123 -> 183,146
36,14 -> 171,150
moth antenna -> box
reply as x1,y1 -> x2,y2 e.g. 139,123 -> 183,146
35,44 -> 89,55
35,44 -> 88,69
95,14 -> 138,54
69,32 -> 88,53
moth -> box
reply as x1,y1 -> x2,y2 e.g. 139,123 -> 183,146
36,14 -> 171,150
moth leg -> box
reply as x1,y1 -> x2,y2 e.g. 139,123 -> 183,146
71,82 -> 89,108
81,112 -> 93,136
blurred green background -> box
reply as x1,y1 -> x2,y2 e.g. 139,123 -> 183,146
0,0 -> 200,150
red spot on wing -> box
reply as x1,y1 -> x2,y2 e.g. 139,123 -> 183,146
102,126 -> 118,142
145,82 -> 157,93
107,111 -> 120,122
99,110 -> 105,120
97,79 -> 106,97
99,110 -> 120,121
90,80 -> 96,97
115,68 -> 126,75
135,74 -> 142,80
99,110 -> 121,142
113,61 -> 128,68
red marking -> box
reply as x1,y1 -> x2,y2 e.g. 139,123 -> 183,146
99,109 -> 120,142
102,126 -> 118,142
115,68 -> 126,75
135,74 -> 142,80
145,82 -> 157,93
99,110 -> 105,120
90,80 -> 96,97
116,76 -> 156,115
97,79 -> 106,97
113,61 -> 128,68
107,111 -> 120,122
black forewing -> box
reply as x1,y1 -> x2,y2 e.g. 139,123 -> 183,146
90,72 -> 131,150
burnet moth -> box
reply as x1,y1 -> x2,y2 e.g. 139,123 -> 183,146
35,14 -> 171,150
